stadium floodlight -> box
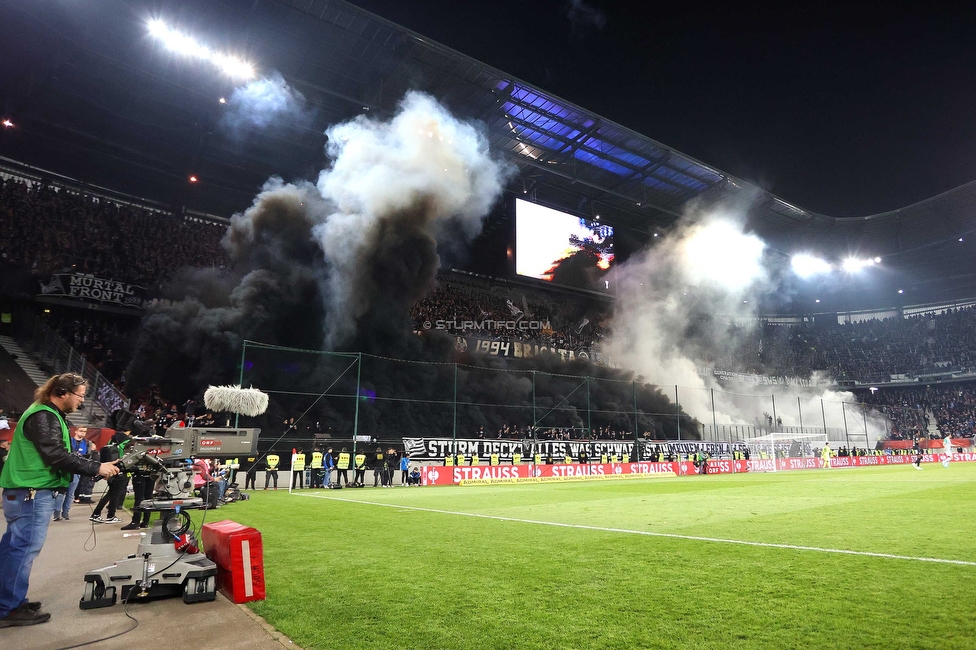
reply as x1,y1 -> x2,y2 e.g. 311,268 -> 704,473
147,19 -> 255,79
791,253 -> 831,279
2,119 -> 13,128
841,257 -> 877,273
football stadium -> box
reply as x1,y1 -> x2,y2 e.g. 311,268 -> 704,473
0,2 -> 974,649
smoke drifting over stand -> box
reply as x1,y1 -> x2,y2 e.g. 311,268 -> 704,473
127,91 -> 511,399
604,203 -> 887,438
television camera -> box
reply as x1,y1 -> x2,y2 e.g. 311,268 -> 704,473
80,425 -> 260,609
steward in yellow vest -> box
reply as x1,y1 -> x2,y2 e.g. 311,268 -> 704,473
292,452 -> 306,489
264,454 -> 279,489
336,450 -> 351,486
512,453 -> 522,465
310,450 -> 324,488
354,453 -> 367,485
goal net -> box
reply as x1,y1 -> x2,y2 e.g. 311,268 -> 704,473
745,432 -> 829,472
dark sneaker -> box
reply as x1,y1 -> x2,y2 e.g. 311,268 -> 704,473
139,523 -> 149,529
23,601 -> 41,612
89,515 -> 103,523
62,514 -> 69,520
120,523 -> 140,531
0,605 -> 51,627
103,517 -> 123,524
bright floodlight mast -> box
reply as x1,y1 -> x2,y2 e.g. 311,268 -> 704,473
147,19 -> 255,80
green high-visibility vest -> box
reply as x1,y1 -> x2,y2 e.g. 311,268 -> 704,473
0,402 -> 71,489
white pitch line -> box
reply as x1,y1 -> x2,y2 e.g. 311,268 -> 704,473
294,492 -> 976,567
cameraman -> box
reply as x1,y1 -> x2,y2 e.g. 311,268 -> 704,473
0,373 -> 119,627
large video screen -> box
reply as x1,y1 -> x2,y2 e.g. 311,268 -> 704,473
515,199 -> 614,291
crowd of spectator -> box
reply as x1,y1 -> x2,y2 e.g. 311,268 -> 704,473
412,277 -> 609,351
860,382 -> 976,440
724,307 -> 976,383
0,176 -> 228,290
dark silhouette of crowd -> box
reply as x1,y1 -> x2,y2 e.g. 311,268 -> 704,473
412,278 -> 608,350
727,308 -> 976,383
861,382 -> 976,440
0,176 -> 228,290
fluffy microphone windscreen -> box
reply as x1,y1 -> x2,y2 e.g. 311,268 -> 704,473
204,385 -> 269,417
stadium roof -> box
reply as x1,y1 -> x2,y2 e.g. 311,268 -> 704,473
1,0 -> 974,308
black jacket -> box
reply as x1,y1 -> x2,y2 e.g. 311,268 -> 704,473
23,406 -> 101,477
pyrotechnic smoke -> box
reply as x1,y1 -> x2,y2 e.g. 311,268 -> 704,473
313,91 -> 512,347
128,91 -> 511,399
604,204 -> 888,443
219,72 -> 314,137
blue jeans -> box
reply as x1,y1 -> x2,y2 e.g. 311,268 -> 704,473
0,488 -> 58,617
323,467 -> 332,486
53,475 -> 79,519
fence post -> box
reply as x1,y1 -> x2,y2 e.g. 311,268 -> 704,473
842,402 -> 850,448
675,385 -> 680,440
797,396 -> 803,431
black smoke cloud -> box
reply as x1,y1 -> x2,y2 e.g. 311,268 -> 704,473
126,92 -> 510,400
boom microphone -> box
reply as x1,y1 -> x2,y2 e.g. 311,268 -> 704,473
203,385 -> 269,416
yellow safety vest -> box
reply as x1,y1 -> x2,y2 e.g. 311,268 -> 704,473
445,455 -> 454,466
512,453 -> 521,465
622,454 -> 629,463
564,455 -> 572,464
267,454 -> 280,470
534,454 -> 542,465
609,454 -> 618,463
456,454 -> 465,466
294,453 -> 306,471
337,453 -> 350,469
311,452 -> 323,469
471,455 -> 480,466
490,454 -> 499,466
600,454 -> 608,464
354,454 -> 366,469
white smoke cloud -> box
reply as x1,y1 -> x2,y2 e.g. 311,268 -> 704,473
220,71 -> 314,136
604,205 -> 888,445
312,91 -> 512,347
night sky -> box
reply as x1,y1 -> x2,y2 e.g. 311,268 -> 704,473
351,1 -> 976,217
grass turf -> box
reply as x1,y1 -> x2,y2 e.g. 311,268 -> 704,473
189,464 -> 976,649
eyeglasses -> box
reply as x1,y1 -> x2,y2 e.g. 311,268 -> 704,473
69,391 -> 86,400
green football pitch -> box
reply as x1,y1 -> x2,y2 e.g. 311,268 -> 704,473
201,464 -> 976,649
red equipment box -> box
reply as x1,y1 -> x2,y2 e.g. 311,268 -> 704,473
201,520 -> 266,603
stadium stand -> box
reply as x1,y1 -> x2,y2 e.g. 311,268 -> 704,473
0,176 -> 228,289
4,174 -> 976,441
